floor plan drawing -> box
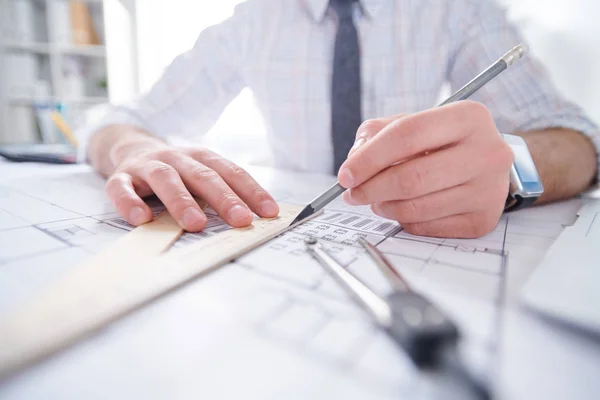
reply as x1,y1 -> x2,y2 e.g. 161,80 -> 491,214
0,163 -> 592,400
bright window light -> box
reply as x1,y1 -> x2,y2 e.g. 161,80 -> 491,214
137,1 -> 270,166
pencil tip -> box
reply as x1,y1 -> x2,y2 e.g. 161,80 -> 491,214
289,206 -> 315,227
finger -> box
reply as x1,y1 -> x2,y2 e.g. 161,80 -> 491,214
400,212 -> 499,239
370,177 -> 508,224
167,154 -> 255,227
105,172 -> 153,226
349,114 -> 406,156
344,138 -> 512,205
139,161 -> 208,232
338,101 -> 495,189
188,149 -> 279,218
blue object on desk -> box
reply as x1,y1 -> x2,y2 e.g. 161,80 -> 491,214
0,144 -> 76,164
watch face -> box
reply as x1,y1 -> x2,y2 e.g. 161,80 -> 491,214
521,181 -> 544,196
512,145 -> 541,184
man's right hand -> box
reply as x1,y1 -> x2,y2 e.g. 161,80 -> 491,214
90,126 -> 279,232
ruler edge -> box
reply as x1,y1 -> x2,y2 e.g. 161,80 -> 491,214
0,206 -> 321,379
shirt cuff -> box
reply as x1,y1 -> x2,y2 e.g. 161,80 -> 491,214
74,104 -> 159,164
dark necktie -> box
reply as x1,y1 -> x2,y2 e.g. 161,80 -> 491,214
331,0 -> 362,174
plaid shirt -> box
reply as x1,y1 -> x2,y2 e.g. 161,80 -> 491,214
80,0 -> 600,175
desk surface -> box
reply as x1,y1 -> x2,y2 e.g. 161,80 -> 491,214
0,162 -> 599,400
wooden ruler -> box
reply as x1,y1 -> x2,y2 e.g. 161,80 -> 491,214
0,203 -> 305,378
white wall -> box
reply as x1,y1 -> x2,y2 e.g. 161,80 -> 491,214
136,1 -> 242,91
135,0 -> 269,165
498,0 -> 600,125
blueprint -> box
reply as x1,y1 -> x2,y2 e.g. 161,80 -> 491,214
0,162 -> 594,400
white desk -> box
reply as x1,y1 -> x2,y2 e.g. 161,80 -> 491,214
0,162 -> 598,400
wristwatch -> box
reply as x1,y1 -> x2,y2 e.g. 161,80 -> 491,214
502,134 -> 544,212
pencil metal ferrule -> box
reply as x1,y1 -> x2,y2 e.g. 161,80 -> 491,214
501,44 -> 527,67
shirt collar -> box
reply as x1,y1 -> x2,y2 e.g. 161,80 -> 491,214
304,0 -> 384,22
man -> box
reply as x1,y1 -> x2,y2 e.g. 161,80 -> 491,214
82,0 -> 599,238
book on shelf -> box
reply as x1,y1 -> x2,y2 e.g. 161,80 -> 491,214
69,1 -> 101,46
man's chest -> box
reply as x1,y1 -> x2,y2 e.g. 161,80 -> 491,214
244,11 -> 451,119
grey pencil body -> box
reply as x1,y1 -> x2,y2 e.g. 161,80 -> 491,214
439,60 -> 508,106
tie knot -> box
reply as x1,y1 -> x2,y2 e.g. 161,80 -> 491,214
330,0 -> 356,20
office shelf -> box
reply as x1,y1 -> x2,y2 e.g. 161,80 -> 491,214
3,41 -> 51,54
58,44 -> 106,57
9,95 -> 108,106
0,0 -> 109,144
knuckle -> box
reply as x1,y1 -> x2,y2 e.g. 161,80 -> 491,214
105,174 -> 123,193
389,113 -> 408,120
350,186 -> 367,203
189,164 -> 219,182
394,113 -> 423,138
405,219 -> 447,238
226,163 -> 250,179
350,152 -> 376,178
150,148 -> 178,162
169,201 -> 192,217
370,203 -> 383,217
462,100 -> 492,121
217,192 -> 240,209
250,185 -> 270,201
394,165 -> 423,198
191,147 -> 219,162
403,222 -> 426,237
357,119 -> 385,137
113,189 -> 134,209
465,215 -> 494,238
105,176 -> 137,211
145,161 -> 176,181
399,198 -> 423,222
412,167 -> 425,194
199,147 -> 217,158
169,191 -> 196,214
385,118 -> 420,154
105,173 -> 130,197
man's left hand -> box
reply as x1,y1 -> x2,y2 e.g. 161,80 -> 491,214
338,101 -> 514,238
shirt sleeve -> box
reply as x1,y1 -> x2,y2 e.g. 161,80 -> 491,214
76,2 -> 257,163
446,0 -> 600,178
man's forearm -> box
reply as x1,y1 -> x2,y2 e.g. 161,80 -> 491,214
519,128 -> 597,203
88,125 -> 165,177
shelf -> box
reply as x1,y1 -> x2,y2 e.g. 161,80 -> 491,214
63,96 -> 108,104
3,41 -> 51,54
0,0 -> 111,144
9,95 -> 108,106
3,42 -> 106,58
62,0 -> 104,3
59,45 -> 106,58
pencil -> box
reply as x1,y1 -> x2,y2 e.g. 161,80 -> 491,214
50,111 -> 79,147
289,44 -> 528,226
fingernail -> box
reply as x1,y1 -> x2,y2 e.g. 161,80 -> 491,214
259,200 -> 279,216
228,205 -> 252,224
129,207 -> 148,226
342,191 -> 359,206
338,168 -> 355,188
182,207 -> 204,229
348,137 -> 366,155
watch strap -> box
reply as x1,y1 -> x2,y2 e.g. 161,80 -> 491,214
504,194 -> 538,213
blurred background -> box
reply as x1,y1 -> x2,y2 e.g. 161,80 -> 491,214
0,0 -> 598,165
